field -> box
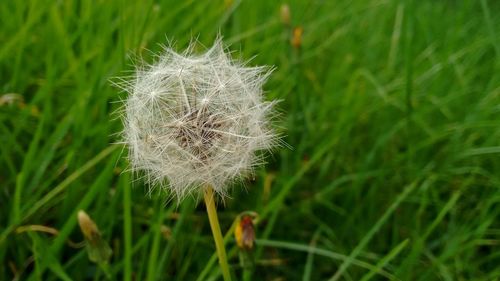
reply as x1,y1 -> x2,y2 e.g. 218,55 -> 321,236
1,0 -> 500,280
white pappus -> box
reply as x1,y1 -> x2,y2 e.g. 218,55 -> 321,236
118,39 -> 280,200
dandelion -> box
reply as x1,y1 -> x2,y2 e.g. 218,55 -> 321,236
117,38 -> 280,281
120,39 -> 278,200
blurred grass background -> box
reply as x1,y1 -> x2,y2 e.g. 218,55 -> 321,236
1,0 -> 500,280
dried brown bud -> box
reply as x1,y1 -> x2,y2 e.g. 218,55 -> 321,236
291,27 -> 303,49
280,4 -> 291,26
235,215 -> 255,250
78,210 -> 99,241
77,210 -> 112,264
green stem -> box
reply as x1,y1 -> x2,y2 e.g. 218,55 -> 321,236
123,172 -> 132,281
204,186 -> 232,281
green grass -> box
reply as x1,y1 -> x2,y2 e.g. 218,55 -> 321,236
1,0 -> 500,280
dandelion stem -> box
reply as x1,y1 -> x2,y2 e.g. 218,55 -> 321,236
204,186 -> 232,281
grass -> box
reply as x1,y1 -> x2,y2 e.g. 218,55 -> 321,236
1,0 -> 499,280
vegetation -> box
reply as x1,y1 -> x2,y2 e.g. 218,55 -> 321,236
1,0 -> 499,280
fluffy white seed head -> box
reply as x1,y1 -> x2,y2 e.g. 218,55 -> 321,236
119,39 -> 279,200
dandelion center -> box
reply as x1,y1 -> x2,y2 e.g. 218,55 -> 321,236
176,108 -> 223,161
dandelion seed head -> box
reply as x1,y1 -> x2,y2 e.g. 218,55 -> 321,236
119,39 -> 279,200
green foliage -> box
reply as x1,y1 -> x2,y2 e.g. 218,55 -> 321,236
1,0 -> 499,280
